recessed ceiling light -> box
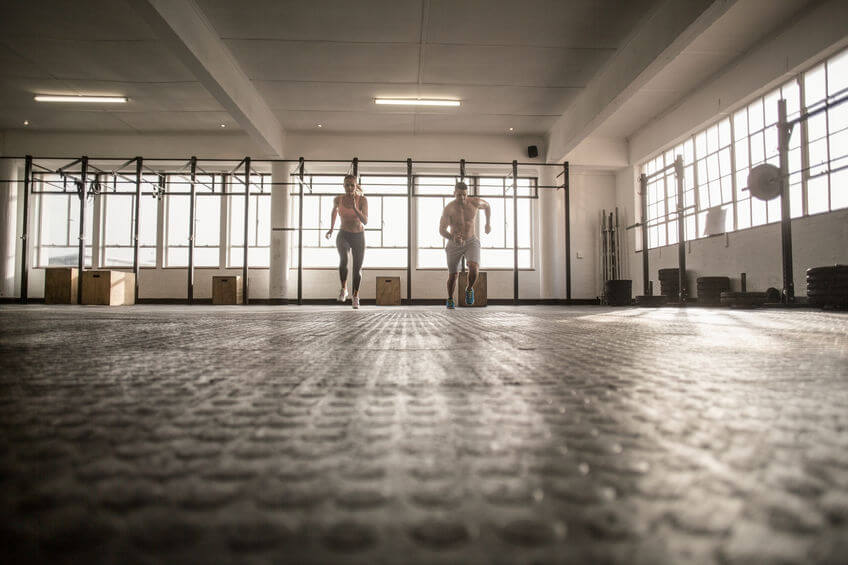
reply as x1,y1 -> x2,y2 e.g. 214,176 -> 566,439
23,120 -> 29,126
509,127 -> 514,132
375,98 -> 460,107
34,95 -> 128,103
219,123 -> 227,128
317,123 -> 323,128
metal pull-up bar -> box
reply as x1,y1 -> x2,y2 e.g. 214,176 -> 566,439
406,158 -> 413,304
19,156 -> 32,303
297,157 -> 304,305
674,156 -> 687,303
512,160 -> 519,305
777,100 -> 793,303
133,158 -> 143,303
631,156 -> 687,302
562,162 -> 571,301
635,173 -> 650,297
188,157 -> 198,304
9,155 -> 571,305
243,157 -> 252,304
76,157 -> 89,304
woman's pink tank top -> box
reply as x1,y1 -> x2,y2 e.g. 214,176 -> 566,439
338,196 -> 359,221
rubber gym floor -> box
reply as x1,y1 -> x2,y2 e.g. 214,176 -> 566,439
1,305 -> 847,564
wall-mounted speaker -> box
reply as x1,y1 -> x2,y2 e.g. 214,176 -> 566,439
527,145 -> 538,159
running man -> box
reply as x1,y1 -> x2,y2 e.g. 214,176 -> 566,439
439,181 -> 491,309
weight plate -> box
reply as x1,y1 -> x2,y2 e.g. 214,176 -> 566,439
746,163 -> 782,201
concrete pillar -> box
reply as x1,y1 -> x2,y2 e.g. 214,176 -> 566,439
0,158 -> 19,298
538,167 -> 557,299
540,167 -> 567,299
269,161 -> 293,301
554,171 -> 567,299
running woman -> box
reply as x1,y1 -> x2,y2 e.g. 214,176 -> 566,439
325,175 -> 368,309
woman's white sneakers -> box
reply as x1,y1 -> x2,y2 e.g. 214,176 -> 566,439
338,288 -> 359,308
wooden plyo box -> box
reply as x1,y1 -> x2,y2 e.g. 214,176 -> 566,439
81,270 -> 135,305
44,267 -> 78,304
458,271 -> 487,307
376,276 -> 401,306
213,276 -> 243,305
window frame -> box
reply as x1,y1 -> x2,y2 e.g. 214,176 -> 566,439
414,174 -> 536,271
99,174 -> 159,269
227,172 -> 271,269
29,166 -> 543,274
638,45 -> 848,252
289,173 -> 410,269
32,173 -> 94,268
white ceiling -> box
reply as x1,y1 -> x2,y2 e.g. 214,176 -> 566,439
206,0 -> 657,135
0,0 -> 656,135
0,0 -> 819,145
0,0 -> 225,132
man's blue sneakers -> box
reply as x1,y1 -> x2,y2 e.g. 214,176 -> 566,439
446,298 -> 456,309
465,287 -> 474,306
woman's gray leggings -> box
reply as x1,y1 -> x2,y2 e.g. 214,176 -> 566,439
336,230 -> 365,292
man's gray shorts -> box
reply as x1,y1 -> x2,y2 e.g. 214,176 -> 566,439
445,236 -> 481,274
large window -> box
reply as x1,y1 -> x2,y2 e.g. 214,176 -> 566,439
290,173 -> 535,270
165,177 -> 189,267
694,119 -> 734,235
101,175 -> 158,267
733,81 -> 802,228
476,176 -> 533,269
642,155 -> 673,248
166,174 -> 222,267
30,167 -> 539,273
34,174 -> 93,267
416,176 -> 460,269
361,175 -> 409,267
194,186 -> 221,267
289,175 -> 409,268
639,46 -> 848,250
805,50 -> 848,213
229,173 -> 270,268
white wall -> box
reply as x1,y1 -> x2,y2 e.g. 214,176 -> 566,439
619,196 -> 848,300
285,132 -> 544,163
1,131 -> 272,160
639,210 -> 848,297
569,169 -> 618,299
618,1 -> 848,299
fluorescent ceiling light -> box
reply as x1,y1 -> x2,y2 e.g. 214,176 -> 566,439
35,95 -> 128,103
375,98 -> 460,107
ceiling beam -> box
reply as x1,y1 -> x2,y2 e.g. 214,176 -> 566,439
545,0 -> 737,164
564,136 -> 629,170
130,0 -> 285,156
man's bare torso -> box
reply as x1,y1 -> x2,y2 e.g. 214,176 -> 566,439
444,198 -> 480,241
